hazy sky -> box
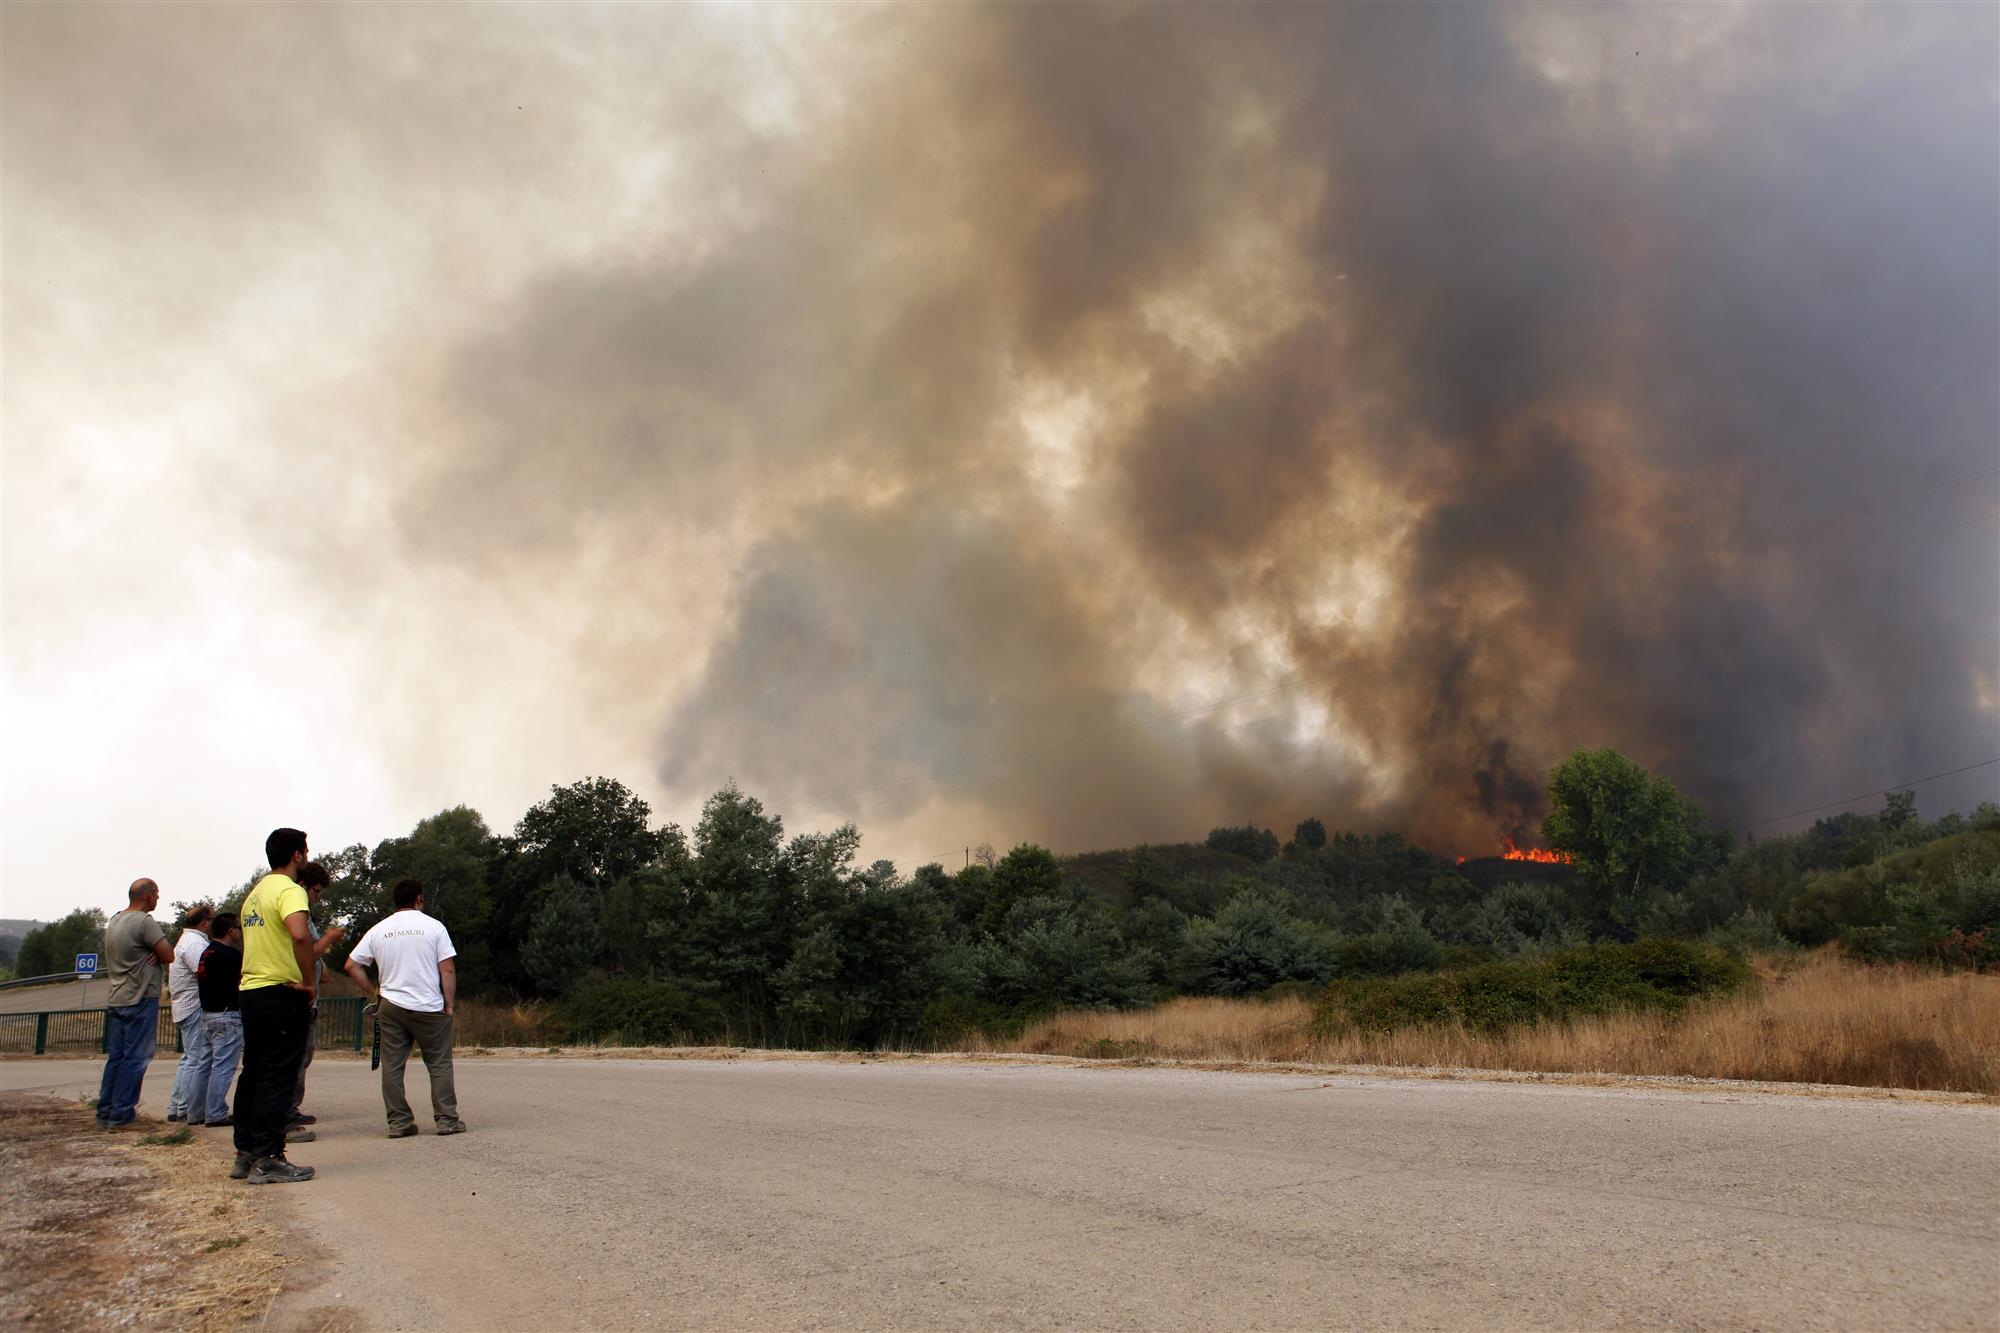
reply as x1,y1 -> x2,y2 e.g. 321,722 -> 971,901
5,2 -> 1996,924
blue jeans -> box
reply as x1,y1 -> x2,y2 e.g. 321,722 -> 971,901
167,1011 -> 212,1119
96,996 -> 159,1126
203,1010 -> 244,1123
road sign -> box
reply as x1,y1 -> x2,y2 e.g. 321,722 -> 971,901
75,953 -> 98,976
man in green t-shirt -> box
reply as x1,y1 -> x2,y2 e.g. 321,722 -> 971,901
95,878 -> 175,1129
230,828 -> 320,1184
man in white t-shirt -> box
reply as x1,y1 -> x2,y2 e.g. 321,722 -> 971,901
341,878 -> 464,1137
165,905 -> 214,1123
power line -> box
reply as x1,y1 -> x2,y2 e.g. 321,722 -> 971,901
1740,757 -> 2000,830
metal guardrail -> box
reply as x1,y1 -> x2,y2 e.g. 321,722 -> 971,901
0,996 -> 368,1056
0,971 -> 80,991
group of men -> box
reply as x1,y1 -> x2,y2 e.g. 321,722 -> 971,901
94,827 -> 467,1183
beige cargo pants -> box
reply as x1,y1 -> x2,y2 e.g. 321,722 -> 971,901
379,999 -> 461,1131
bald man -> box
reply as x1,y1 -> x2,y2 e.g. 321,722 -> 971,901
96,878 -> 175,1130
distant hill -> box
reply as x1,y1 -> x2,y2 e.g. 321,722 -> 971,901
0,919 -> 45,938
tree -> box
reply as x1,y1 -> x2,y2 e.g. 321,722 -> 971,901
1179,887 -> 1337,995
514,777 -> 667,914
1293,817 -> 1328,852
1120,845 -> 1171,908
978,844 -> 1066,935
974,896 -> 1154,1013
1542,748 -> 1707,914
522,888 -> 603,997
16,909 -> 106,978
1205,823 -> 1280,863
371,808 -> 496,987
672,784 -> 794,1040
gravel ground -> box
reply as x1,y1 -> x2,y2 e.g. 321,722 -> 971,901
6,1055 -> 1996,1331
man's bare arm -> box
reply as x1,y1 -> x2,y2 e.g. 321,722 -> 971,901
438,958 -> 457,1016
310,924 -> 346,959
284,911 -> 316,995
148,937 -> 174,966
342,956 -> 376,1003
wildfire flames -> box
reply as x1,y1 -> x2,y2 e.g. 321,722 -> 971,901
1501,838 -> 1573,864
1456,839 -> 1575,866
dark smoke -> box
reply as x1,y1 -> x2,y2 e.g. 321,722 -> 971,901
13,3 -> 1991,861
429,2 -> 1998,853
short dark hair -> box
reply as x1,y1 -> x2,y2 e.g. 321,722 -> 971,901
296,861 -> 331,891
211,912 -> 239,938
392,878 -> 424,909
266,828 -> 308,869
182,905 -> 214,929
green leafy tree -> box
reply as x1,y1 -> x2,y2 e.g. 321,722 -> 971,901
978,844 -> 1067,935
312,843 -> 382,945
671,784 -> 794,1040
1293,817 -> 1328,852
16,908 -> 106,978
1542,748 -> 1708,917
975,896 -> 1153,1013
370,808 -> 497,987
1120,845 -> 1171,908
514,777 -> 667,914
522,887 -> 603,997
1179,887 -> 1337,995
1205,824 -> 1281,863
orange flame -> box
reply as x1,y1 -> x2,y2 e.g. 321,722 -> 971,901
1500,837 -> 1572,864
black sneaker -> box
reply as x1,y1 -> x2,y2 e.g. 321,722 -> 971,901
434,1121 -> 467,1136
386,1124 -> 418,1138
204,1116 -> 234,1128
286,1128 -> 317,1144
248,1156 -> 315,1185
167,1112 -> 185,1123
287,1113 -> 317,1126
230,1151 -> 255,1180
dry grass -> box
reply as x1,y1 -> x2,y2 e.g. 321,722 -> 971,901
966,951 -> 2000,1094
453,996 -> 558,1048
0,1094 -> 304,1330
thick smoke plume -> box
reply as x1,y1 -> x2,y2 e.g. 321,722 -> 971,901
8,2 -> 1995,870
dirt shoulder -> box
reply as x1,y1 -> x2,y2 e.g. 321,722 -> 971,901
0,1094 -> 339,1331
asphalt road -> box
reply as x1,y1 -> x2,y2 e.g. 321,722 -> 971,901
5,1056 -> 1995,1330
0,979 -> 94,1013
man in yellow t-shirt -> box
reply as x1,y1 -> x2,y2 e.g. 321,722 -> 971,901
230,828 -> 320,1184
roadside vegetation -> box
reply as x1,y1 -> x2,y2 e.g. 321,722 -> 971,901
969,949 -> 1998,1093
20,746 -> 1997,1090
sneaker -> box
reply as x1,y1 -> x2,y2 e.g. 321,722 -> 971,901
287,1113 -> 317,1126
434,1121 -> 467,1136
386,1124 -> 418,1138
203,1116 -> 234,1128
167,1112 -> 185,1123
286,1128 -> 317,1144
229,1151 -> 255,1180
247,1156 -> 315,1185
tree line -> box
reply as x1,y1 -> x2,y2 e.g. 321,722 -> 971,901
14,749 -> 1998,1043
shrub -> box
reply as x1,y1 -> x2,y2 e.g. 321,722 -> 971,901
1314,939 -> 1750,1035
557,977 -> 724,1045
1179,888 -> 1338,995
1334,898 -> 1443,977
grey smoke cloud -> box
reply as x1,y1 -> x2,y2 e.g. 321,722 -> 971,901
5,1 -> 1994,903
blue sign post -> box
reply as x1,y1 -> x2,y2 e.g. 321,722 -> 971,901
75,952 -> 97,1006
